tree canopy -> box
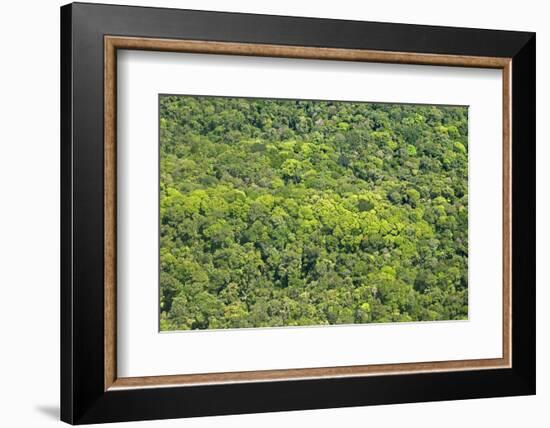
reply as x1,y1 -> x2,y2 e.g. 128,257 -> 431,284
159,95 -> 468,331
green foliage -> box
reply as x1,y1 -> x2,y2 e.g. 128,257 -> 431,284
159,96 -> 468,330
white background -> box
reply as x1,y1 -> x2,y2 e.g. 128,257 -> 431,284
0,0 -> 546,427
118,51 -> 503,377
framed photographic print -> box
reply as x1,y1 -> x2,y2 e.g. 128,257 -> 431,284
60,2 -> 536,424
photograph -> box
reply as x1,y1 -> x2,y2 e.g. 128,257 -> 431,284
159,95 -> 469,331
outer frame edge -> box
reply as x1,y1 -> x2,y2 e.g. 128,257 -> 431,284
60,3 -> 75,425
510,33 -> 536,395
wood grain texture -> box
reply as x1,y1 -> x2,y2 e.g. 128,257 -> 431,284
111,357 -> 507,389
104,37 -> 117,391
103,36 -> 512,390
106,36 -> 510,68
502,61 -> 513,367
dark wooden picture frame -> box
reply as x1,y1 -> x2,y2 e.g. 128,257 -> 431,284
61,2 -> 535,424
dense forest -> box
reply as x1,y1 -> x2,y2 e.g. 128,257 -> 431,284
159,95 -> 468,331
